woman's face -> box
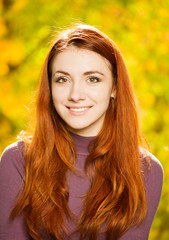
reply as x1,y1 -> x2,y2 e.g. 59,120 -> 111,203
51,45 -> 115,136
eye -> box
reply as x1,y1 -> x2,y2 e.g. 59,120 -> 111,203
87,77 -> 100,83
55,77 -> 69,83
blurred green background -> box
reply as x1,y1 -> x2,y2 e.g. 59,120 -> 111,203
0,0 -> 168,239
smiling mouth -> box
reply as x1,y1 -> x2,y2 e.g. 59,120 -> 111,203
66,106 -> 92,115
68,107 -> 90,112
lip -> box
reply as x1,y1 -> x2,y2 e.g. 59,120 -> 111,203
66,106 -> 91,116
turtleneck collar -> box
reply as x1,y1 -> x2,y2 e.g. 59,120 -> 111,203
69,132 -> 94,155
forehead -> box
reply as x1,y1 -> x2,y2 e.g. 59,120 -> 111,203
51,46 -> 112,73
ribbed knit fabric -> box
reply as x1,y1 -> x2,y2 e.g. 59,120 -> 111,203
0,133 -> 163,240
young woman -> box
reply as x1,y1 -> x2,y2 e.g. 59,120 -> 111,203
0,24 -> 163,240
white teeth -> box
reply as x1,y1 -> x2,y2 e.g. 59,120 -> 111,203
69,107 -> 89,112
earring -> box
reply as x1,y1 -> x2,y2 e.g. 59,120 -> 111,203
110,97 -> 116,106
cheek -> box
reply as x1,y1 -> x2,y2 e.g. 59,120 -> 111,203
92,88 -> 112,102
52,88 -> 65,103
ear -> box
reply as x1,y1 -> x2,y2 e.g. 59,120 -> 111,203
111,86 -> 116,99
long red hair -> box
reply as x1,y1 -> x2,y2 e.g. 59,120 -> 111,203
12,24 -> 148,240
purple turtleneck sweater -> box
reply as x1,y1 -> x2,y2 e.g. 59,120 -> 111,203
0,133 -> 163,240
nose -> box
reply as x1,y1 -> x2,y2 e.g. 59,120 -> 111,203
68,82 -> 86,102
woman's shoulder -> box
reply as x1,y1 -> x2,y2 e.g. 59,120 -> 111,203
0,140 -> 25,174
1,140 -> 25,159
140,148 -> 163,194
140,148 -> 163,177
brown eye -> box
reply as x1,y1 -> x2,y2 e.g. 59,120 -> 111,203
56,77 -> 68,83
87,77 -> 99,83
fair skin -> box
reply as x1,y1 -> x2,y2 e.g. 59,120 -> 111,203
51,45 -> 116,136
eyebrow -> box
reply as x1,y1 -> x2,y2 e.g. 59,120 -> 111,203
53,70 -> 105,77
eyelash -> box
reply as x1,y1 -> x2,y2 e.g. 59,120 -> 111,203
55,77 -> 69,83
87,77 -> 100,83
55,76 -> 100,83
